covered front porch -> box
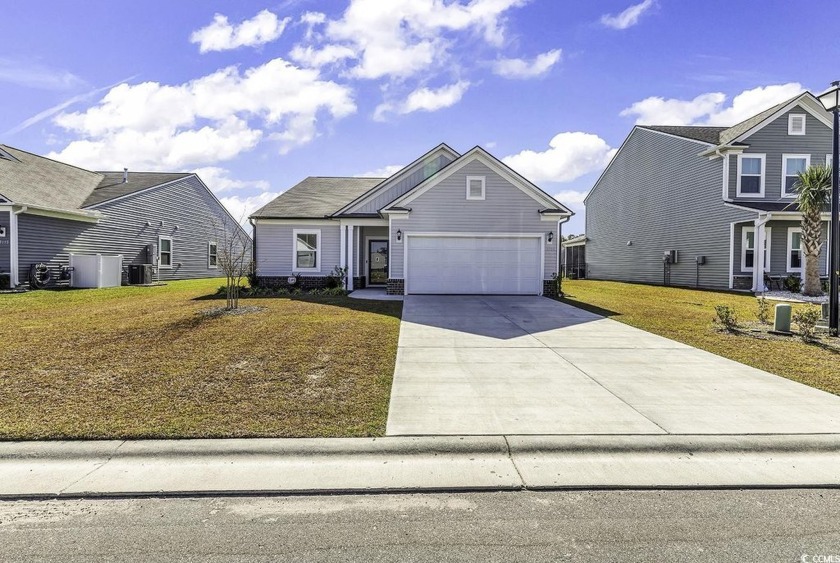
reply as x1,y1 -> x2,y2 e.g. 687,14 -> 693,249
337,218 -> 390,291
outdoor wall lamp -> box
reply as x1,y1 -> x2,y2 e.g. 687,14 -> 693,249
547,231 -> 554,243
396,229 -> 402,242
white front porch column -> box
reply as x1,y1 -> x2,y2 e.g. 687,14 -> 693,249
753,220 -> 767,292
346,225 -> 354,291
339,223 -> 347,279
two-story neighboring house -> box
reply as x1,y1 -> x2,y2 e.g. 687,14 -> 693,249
585,91 -> 833,292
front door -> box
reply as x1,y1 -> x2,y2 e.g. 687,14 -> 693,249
368,240 -> 389,285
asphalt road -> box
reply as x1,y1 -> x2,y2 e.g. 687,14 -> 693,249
0,490 -> 838,562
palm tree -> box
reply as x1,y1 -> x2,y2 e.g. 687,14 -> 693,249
793,164 -> 832,296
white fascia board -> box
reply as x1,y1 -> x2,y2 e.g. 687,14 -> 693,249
18,204 -> 102,223
336,218 -> 388,227
335,143 -> 461,216
253,218 -> 338,226
389,147 -> 571,213
731,94 -> 832,144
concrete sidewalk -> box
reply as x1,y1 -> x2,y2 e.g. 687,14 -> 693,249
3,434 -> 840,499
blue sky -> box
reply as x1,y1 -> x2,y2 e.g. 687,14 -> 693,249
3,0 -> 840,234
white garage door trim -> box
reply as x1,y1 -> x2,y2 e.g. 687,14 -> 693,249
404,232 -> 544,295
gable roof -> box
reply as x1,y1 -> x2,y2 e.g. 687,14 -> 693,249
719,91 -> 831,145
333,143 -> 460,216
250,177 -> 385,219
83,171 -> 194,207
0,144 -> 104,210
383,146 -> 573,215
639,125 -> 726,145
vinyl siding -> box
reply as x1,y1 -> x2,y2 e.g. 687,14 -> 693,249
734,220 -> 829,277
729,105 -> 833,201
255,221 -> 341,277
0,210 -> 10,274
389,159 -> 558,280
16,176 -> 247,284
586,128 -> 754,289
355,154 -> 453,214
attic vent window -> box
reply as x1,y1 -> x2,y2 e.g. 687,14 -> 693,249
466,176 -> 485,200
788,114 -> 806,135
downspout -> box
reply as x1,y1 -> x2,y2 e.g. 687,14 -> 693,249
10,206 -> 27,287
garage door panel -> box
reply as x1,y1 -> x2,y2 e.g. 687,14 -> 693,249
406,235 -> 541,295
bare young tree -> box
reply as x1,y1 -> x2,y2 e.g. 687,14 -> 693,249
212,214 -> 252,310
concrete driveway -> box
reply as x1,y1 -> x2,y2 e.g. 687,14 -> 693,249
386,296 -> 840,435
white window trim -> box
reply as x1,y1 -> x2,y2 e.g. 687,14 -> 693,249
736,154 -> 766,197
781,154 -> 811,198
827,154 -> 834,168
465,175 -> 486,201
741,226 -> 771,272
788,113 -> 806,135
293,228 -> 321,272
208,241 -> 218,269
158,236 -> 173,269
787,227 -> 803,273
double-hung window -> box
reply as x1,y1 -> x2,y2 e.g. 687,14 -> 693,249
787,227 -> 803,272
741,226 -> 771,272
158,237 -> 173,269
294,229 -> 320,271
737,154 -> 765,197
208,242 -> 218,269
782,154 -> 810,197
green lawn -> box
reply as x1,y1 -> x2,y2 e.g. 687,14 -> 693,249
561,279 -> 840,397
0,279 -> 402,440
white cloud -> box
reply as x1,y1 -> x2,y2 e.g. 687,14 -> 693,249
493,49 -> 561,79
289,44 -> 357,68
503,132 -> 617,184
600,0 -> 655,30
193,166 -> 270,193
356,164 -> 404,178
375,81 -> 470,120
0,57 -> 87,91
191,10 -> 290,53
620,83 -> 805,126
47,58 -> 356,170
219,191 -> 282,223
298,0 -> 527,80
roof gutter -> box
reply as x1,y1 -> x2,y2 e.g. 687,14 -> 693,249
14,204 -> 102,223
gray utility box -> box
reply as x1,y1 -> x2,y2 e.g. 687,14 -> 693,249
128,264 -> 154,285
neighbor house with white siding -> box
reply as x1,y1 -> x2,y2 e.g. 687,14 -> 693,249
584,91 -> 834,292
0,144 -> 249,288
251,144 -> 573,295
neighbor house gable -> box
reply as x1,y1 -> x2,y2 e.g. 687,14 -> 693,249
721,92 -> 831,146
334,143 -> 460,216
384,146 -> 572,215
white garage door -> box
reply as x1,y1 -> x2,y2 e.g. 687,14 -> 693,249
406,235 -> 542,295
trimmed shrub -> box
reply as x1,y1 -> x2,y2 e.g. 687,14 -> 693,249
792,306 -> 822,341
714,305 -> 739,332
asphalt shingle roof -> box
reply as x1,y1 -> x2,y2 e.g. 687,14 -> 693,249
640,126 -> 727,145
0,144 -> 103,210
251,177 -> 385,218
83,171 -> 194,207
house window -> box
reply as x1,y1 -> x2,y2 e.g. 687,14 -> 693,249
208,242 -> 218,269
293,229 -> 320,271
737,154 -> 765,196
787,227 -> 803,272
741,226 -> 771,272
466,175 -> 485,200
159,237 -> 173,269
788,114 -> 806,135
782,154 -> 810,197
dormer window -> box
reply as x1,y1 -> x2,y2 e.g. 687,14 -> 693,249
788,114 -> 806,135
466,176 -> 485,200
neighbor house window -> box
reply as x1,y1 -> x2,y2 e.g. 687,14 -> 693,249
788,114 -> 806,135
787,227 -> 803,272
208,242 -> 218,269
737,154 -> 765,196
159,237 -> 173,269
741,226 -> 771,272
293,229 -> 320,271
466,175 -> 485,200
782,154 -> 810,197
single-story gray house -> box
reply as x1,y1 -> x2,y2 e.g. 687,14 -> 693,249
585,91 -> 834,291
0,144 -> 249,288
250,144 -> 573,295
